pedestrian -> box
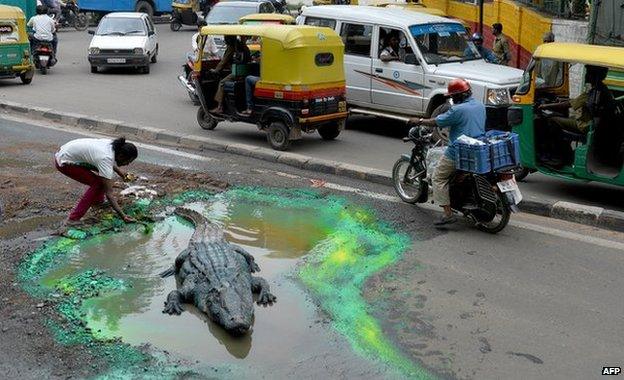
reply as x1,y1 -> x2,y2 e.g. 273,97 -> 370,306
55,137 -> 138,227
492,23 -> 511,66
408,79 -> 486,226
542,31 -> 555,43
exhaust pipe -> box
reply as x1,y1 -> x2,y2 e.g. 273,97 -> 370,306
178,75 -> 195,94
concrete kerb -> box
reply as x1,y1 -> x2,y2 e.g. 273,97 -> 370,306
3,100 -> 624,232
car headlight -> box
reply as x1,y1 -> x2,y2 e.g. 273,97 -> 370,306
89,47 -> 100,54
486,88 -> 511,105
133,47 -> 144,54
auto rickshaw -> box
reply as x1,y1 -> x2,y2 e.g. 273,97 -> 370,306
0,5 -> 34,85
193,24 -> 348,150
508,42 -> 624,186
171,0 -> 210,31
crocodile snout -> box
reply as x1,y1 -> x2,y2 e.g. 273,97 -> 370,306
227,317 -> 250,336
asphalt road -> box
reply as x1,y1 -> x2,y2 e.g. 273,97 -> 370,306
1,26 -> 623,211
2,117 -> 624,379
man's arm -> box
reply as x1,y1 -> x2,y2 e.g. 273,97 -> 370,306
102,178 -> 135,223
214,46 -> 233,72
539,100 -> 571,111
113,165 -> 127,180
407,117 -> 438,127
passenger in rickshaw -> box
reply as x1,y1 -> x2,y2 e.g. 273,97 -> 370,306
242,43 -> 261,115
538,65 -> 617,165
210,35 -> 251,114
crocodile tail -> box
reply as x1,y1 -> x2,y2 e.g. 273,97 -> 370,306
174,207 -> 221,242
174,207 -> 207,228
159,266 -> 176,278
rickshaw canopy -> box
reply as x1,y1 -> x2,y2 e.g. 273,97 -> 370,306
199,25 -> 345,86
239,13 -> 295,24
533,42 -> 624,71
0,5 -> 29,45
0,5 -> 25,19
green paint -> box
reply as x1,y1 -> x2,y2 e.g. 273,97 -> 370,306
18,187 -> 430,379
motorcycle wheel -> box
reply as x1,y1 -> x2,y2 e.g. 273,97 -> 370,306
74,13 -> 89,31
170,21 -> 182,31
515,167 -> 531,182
476,193 -> 511,234
392,156 -> 427,204
40,66 -> 47,75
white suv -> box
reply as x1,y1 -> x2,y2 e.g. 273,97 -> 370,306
88,12 -> 158,74
299,6 -> 523,129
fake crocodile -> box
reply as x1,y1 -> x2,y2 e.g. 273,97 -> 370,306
160,207 -> 276,335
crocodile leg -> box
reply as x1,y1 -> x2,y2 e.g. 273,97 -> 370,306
251,276 -> 276,306
162,274 -> 197,315
159,248 -> 190,278
232,245 -> 260,273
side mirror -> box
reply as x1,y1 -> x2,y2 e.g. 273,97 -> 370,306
88,30 -> 95,35
404,53 -> 418,65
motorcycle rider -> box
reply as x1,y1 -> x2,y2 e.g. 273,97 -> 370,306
28,5 -> 58,62
409,78 -> 486,226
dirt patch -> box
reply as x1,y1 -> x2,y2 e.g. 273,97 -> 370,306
0,147 -> 228,379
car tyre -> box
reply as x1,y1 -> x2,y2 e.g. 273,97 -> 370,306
197,107 -> 218,130
135,1 -> 154,18
267,121 -> 290,151
141,65 -> 150,74
151,46 -> 158,63
318,122 -> 341,140
90,65 -> 98,74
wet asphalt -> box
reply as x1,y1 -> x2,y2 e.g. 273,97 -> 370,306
2,116 -> 624,380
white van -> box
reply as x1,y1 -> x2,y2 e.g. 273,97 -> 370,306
298,6 -> 524,128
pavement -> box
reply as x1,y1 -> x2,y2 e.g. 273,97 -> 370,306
1,26 -> 623,215
2,118 -> 624,379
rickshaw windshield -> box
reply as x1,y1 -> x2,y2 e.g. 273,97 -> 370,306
97,18 -> 146,36
0,21 -> 19,43
516,59 -> 535,95
410,23 -> 479,64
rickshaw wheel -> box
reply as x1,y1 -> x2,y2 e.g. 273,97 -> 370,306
267,122 -> 291,151
318,123 -> 341,140
170,21 -> 182,31
197,108 -> 217,130
20,72 -> 33,85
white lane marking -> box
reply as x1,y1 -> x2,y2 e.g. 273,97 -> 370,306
510,220 -> 624,251
1,115 -> 214,163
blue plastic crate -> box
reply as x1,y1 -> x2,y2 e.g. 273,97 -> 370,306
455,142 -> 492,174
486,130 -> 520,170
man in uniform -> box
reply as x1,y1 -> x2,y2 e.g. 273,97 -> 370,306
492,23 -> 511,66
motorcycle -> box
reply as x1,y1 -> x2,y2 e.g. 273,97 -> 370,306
56,1 -> 89,31
178,55 -> 200,105
392,125 -> 522,234
32,41 -> 56,74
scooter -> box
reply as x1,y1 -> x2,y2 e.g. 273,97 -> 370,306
32,41 -> 56,75
392,125 -> 522,234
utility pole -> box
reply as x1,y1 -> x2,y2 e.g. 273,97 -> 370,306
479,0 -> 484,35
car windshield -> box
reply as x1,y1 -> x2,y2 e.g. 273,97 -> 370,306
206,5 -> 258,24
410,23 -> 481,64
97,17 -> 146,36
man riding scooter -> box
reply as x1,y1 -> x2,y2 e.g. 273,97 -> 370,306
409,78 -> 486,226
27,5 -> 58,64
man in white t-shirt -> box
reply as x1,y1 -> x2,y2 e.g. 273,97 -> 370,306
27,5 -> 58,58
55,137 -> 138,226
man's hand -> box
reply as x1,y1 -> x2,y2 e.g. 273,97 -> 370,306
408,117 -> 423,126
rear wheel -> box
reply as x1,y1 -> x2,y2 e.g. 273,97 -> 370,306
151,46 -> 158,63
515,167 -> 530,181
40,66 -> 47,75
135,1 -> 154,18
267,121 -> 290,151
197,107 -> 217,130
476,193 -> 511,234
170,21 -> 182,31
392,156 -> 427,204
73,13 -> 89,31
20,72 -> 33,84
318,122 -> 341,140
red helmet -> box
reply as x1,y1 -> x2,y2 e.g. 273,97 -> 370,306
445,78 -> 471,96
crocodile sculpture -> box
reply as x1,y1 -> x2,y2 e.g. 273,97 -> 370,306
160,207 -> 276,335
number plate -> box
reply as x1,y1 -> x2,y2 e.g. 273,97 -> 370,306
107,58 -> 126,64
497,179 -> 518,193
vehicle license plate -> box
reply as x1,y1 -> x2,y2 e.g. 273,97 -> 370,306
497,179 -> 518,193
107,58 -> 126,64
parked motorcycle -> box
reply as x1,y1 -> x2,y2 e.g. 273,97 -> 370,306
32,41 -> 56,74
56,1 -> 89,31
392,125 -> 522,234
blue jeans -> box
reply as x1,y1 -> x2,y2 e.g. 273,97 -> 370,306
245,75 -> 260,109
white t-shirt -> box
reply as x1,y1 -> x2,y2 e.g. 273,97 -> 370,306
27,14 -> 56,41
55,138 -> 115,179
192,32 -> 218,56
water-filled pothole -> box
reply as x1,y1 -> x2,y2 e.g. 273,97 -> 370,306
39,191 -> 392,378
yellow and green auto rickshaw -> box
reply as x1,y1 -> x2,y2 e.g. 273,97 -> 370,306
193,24 -> 348,150
508,42 -> 624,185
238,13 -> 295,25
170,0 -> 201,31
0,5 -> 34,84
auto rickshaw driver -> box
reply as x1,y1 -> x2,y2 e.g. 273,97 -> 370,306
209,35 -> 251,114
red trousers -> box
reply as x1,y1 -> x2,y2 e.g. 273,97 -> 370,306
55,160 -> 106,221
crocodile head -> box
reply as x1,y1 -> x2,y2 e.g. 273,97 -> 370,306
206,281 -> 254,336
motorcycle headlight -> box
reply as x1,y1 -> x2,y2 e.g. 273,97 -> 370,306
486,88 -> 511,105
89,47 -> 100,54
133,47 -> 144,54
